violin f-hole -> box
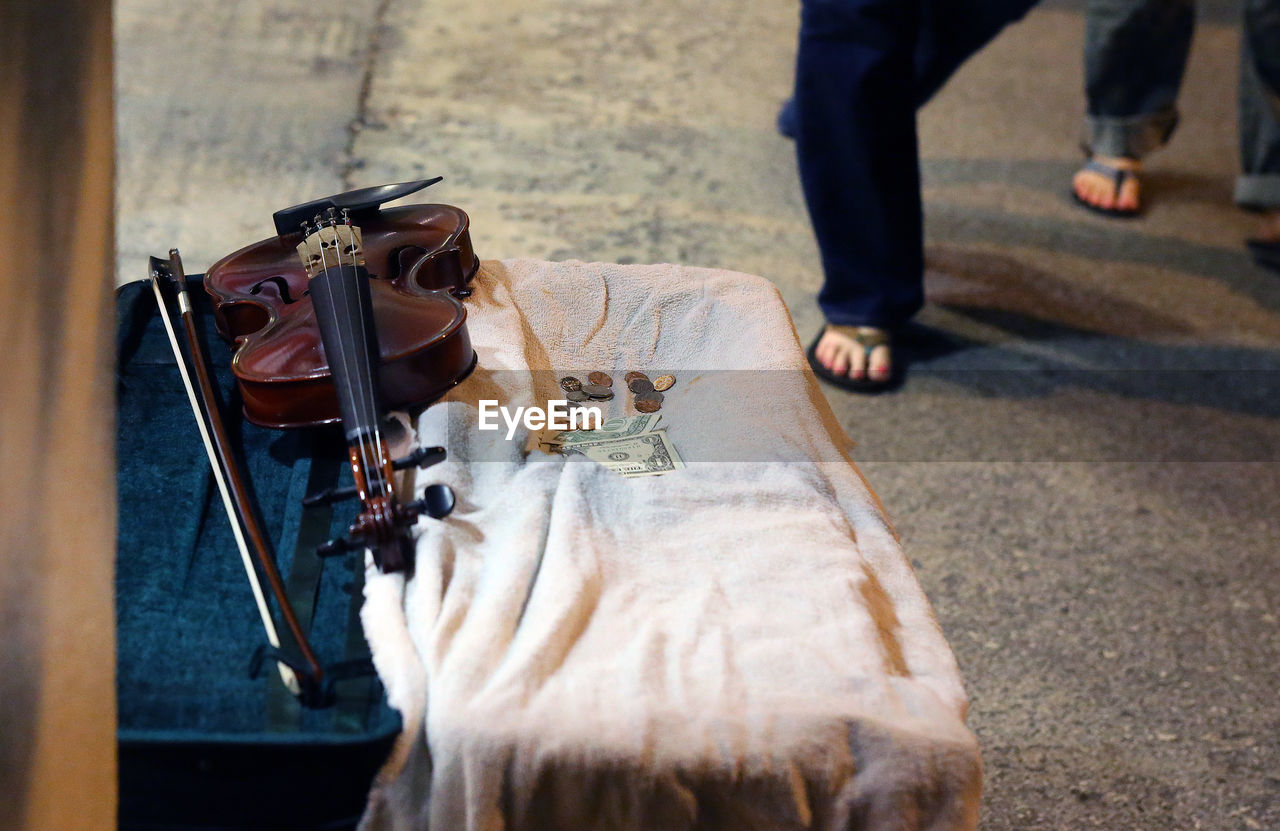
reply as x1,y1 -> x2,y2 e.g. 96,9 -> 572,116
397,246 -> 471,297
249,275 -> 307,305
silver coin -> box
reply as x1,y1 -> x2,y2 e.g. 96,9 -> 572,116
628,378 -> 655,395
565,389 -> 588,402
583,384 -> 615,400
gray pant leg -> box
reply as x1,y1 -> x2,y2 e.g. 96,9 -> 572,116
1082,0 -> 1195,158
1236,0 -> 1280,208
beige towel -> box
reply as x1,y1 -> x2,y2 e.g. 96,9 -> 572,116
359,260 -> 981,831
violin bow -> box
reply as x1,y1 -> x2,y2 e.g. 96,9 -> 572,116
148,250 -> 323,697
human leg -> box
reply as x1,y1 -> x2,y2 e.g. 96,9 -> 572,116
794,0 -> 922,383
914,0 -> 1041,106
1237,0 -> 1280,211
1075,0 -> 1195,213
777,0 -> 1039,138
1239,0 -> 1280,269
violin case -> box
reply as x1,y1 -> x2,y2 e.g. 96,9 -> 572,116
115,277 -> 398,831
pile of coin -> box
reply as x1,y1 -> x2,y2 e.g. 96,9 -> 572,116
558,370 -> 674,412
621,371 -> 658,413
560,372 -> 613,403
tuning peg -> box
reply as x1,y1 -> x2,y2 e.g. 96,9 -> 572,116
393,446 -> 446,471
406,483 -> 455,520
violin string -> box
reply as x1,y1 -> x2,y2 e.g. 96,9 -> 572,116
346,209 -> 391,504
314,212 -> 374,514
342,212 -> 388,508
316,210 -> 387,550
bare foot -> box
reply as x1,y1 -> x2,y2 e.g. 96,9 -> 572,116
814,325 -> 891,383
1247,210 -> 1280,275
1255,209 -> 1280,243
1073,154 -> 1142,214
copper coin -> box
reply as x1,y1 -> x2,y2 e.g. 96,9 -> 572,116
653,374 -> 675,391
628,377 -> 654,394
565,389 -> 588,402
635,390 -> 664,405
583,384 -> 614,400
587,371 -> 613,387
559,376 -> 582,392
634,397 -> 661,413
624,371 -> 650,385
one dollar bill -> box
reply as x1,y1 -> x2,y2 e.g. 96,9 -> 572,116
553,413 -> 662,447
563,429 -> 684,477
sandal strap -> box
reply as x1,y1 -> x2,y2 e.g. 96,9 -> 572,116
1081,159 -> 1138,198
828,324 -> 890,350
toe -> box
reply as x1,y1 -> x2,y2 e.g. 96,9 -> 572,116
1116,178 -> 1140,212
815,338 -> 832,369
1076,172 -> 1108,209
1072,172 -> 1092,202
1093,177 -> 1116,210
829,341 -> 851,376
1258,209 -> 1280,242
867,344 -> 891,381
847,343 -> 868,379
816,332 -> 839,369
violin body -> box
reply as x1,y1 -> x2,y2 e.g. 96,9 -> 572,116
205,202 -> 478,428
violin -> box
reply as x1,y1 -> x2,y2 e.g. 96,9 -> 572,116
204,179 -> 476,573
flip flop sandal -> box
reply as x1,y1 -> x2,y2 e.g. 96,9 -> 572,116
1071,159 -> 1142,218
806,325 -> 899,393
1246,238 -> 1280,275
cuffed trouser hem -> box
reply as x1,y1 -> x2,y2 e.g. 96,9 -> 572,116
819,315 -> 910,329
1081,107 -> 1179,159
1235,174 -> 1280,210
818,298 -> 922,331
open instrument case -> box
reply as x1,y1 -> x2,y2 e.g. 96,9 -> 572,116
115,278 -> 398,830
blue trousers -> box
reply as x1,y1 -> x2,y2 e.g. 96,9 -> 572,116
793,0 -> 1038,328
1082,0 -> 1280,209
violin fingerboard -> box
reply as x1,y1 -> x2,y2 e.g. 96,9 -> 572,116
309,264 -> 382,441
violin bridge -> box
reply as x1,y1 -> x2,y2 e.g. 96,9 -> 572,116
297,222 -> 365,279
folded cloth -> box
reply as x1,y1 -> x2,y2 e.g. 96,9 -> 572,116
359,260 -> 981,831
